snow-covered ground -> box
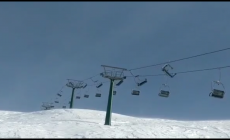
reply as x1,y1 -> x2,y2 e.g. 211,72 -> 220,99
0,109 -> 230,138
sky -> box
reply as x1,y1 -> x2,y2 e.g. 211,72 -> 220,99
0,2 -> 230,121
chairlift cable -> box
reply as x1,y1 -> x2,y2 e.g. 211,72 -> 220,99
128,47 -> 230,71
74,47 -> 230,83
125,65 -> 230,78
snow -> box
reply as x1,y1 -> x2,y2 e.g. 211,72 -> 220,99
0,109 -> 230,138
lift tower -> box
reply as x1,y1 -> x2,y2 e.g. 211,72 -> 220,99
100,65 -> 127,125
66,79 -> 85,109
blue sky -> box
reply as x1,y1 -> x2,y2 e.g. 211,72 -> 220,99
0,2 -> 230,121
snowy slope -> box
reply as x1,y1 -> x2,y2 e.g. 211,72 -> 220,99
0,109 -> 230,138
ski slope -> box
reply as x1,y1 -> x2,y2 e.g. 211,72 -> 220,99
0,109 -> 230,138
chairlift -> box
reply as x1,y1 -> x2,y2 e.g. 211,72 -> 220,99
210,88 -> 225,99
131,74 -> 146,96
159,84 -> 170,98
162,64 -> 176,78
82,83 -> 87,89
81,86 -> 90,98
95,93 -> 101,97
113,80 -> 122,95
132,90 -> 140,96
41,102 -> 54,110
75,88 -> 82,99
116,80 -> 123,86
158,75 -> 170,97
131,82 -> 140,96
209,69 -> 225,99
57,93 -> 62,97
95,89 -> 102,97
90,78 -> 103,88
54,101 -> 59,103
95,84 -> 102,98
137,78 -> 147,86
135,75 -> 147,87
113,81 -> 119,96
84,95 -> 89,98
96,83 -> 103,88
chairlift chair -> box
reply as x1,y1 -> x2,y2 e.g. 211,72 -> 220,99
209,69 -> 225,99
57,93 -> 62,97
90,78 -> 103,97
132,90 -> 140,96
209,81 -> 225,99
159,90 -> 170,98
137,78 -> 147,86
84,95 -> 89,98
113,80 -> 124,96
62,106 -> 66,108
96,83 -> 103,88
82,84 -> 87,89
162,64 -> 176,78
82,86 -> 90,98
113,81 -> 118,96
116,80 -> 123,86
95,84 -> 103,98
131,86 -> 140,96
131,75 -> 146,96
76,96 -> 81,99
134,75 -> 147,87
159,84 -> 170,98
95,93 -> 101,97
54,101 -> 59,103
90,78 -> 102,88
95,88 -> 102,97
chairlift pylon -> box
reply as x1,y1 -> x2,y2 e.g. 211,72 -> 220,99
66,81 -> 74,87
